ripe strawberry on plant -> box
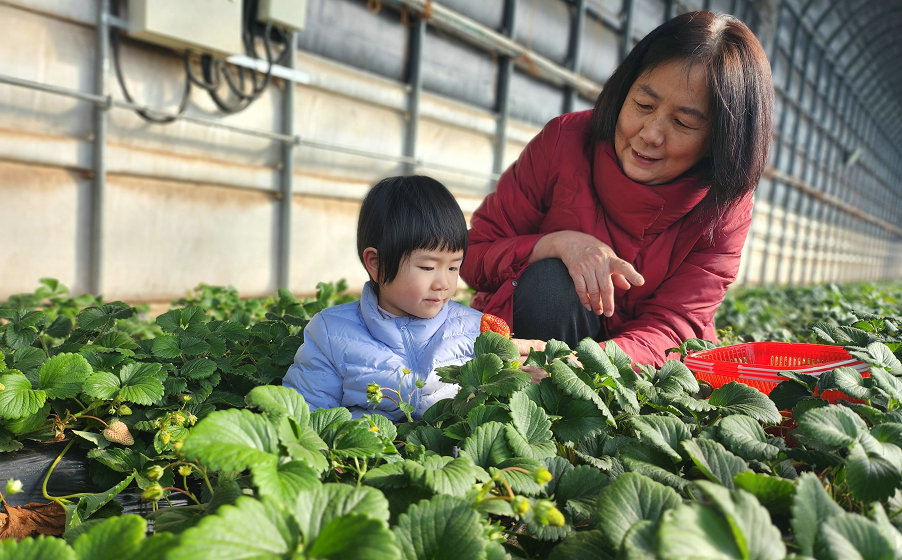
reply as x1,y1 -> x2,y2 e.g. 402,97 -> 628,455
480,313 -> 511,338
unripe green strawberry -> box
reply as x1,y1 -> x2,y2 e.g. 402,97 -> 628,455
366,382 -> 383,406
160,431 -> 172,445
171,412 -> 186,426
177,465 -> 192,477
118,405 -> 133,416
145,465 -> 165,481
533,499 -> 565,526
103,420 -> 134,446
141,482 -> 165,502
532,466 -> 553,485
511,496 -> 531,516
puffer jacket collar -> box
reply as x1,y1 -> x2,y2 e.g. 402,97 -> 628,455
359,281 -> 450,356
594,142 -> 709,239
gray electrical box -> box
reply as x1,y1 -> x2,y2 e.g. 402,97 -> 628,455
257,0 -> 307,30
128,0 -> 244,56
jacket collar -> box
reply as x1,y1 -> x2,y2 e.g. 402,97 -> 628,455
360,281 -> 449,351
594,142 -> 709,239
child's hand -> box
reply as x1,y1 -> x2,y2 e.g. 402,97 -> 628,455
512,338 -> 547,384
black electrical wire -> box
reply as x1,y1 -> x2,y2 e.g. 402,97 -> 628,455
110,0 -> 191,124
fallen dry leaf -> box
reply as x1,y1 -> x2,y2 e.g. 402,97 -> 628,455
0,501 -> 65,539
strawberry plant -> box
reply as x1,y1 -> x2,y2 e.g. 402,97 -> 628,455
4,280 -> 902,558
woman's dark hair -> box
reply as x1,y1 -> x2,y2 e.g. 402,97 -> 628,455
357,175 -> 468,285
590,11 -> 773,220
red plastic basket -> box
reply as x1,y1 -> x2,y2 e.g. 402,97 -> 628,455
684,342 -> 868,397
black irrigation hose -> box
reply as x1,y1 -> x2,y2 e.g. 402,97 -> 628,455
110,0 -> 290,119
110,27 -> 192,124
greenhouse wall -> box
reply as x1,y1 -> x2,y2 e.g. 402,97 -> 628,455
0,0 -> 899,302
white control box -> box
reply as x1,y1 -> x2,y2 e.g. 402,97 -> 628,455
257,0 -> 307,31
128,0 -> 244,56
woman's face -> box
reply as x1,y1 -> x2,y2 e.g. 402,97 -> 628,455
614,59 -> 712,185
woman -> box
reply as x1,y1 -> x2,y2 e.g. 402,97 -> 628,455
460,11 -> 773,367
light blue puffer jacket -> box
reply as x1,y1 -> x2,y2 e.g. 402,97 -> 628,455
283,282 -> 482,420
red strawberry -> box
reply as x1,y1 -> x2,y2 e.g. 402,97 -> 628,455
480,313 -> 511,338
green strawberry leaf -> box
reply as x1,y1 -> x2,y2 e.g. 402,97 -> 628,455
292,483 -> 390,539
180,357 -> 217,380
555,465 -> 610,522
253,459 -> 321,506
474,331 -> 519,361
708,382 -> 782,424
0,371 -> 45,419
717,414 -> 782,462
595,472 -> 681,549
0,535 -> 75,559
549,360 -> 615,426
151,335 -> 181,359
790,472 -> 844,557
117,362 -> 165,405
814,511 -> 895,560
505,391 -> 555,460
307,514 -> 401,560
732,472 -> 795,515
82,371 -> 121,400
67,473 -> 136,529
657,360 -> 700,394
658,503 -> 744,559
459,421 -> 512,469
551,396 -> 610,444
795,404 -> 867,448
846,442 -> 902,503
71,514 -> 147,560
38,353 -> 92,399
246,384 -> 311,428
861,342 -> 902,375
629,415 -> 692,462
167,496 -> 299,559
682,438 -> 748,489
546,529 -> 611,560
310,407 -> 352,447
180,408 -> 280,472
576,338 -> 619,379
6,404 -> 49,436
692,481 -> 787,560
818,367 -> 872,401
869,367 -> 902,402
393,495 -> 490,560
491,457 -> 546,496
331,420 -> 384,458
402,455 -> 480,497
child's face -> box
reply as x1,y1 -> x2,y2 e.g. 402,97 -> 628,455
378,248 -> 463,319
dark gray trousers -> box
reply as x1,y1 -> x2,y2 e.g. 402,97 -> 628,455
512,258 -> 605,348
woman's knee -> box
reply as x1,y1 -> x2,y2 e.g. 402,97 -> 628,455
512,258 -> 601,344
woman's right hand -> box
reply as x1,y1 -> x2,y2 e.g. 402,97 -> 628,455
532,231 -> 645,317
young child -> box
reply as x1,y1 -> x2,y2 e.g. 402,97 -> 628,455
283,175 -> 484,420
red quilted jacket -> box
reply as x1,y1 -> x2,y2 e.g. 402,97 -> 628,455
461,110 -> 753,367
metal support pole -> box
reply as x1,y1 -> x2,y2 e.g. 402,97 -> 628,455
277,32 -> 297,291
758,4 -> 797,284
780,28 -> 817,284
619,0 -> 635,64
800,60 -> 833,284
493,0 -> 516,176
403,16 -> 425,175
90,0 -> 110,296
563,0 -> 586,114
